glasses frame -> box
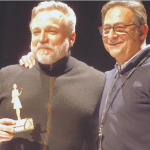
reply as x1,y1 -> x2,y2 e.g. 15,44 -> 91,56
98,23 -> 135,37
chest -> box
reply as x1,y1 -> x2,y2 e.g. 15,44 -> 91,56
101,69 -> 150,119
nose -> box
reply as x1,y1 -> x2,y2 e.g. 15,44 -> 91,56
108,28 -> 118,39
39,31 -> 48,43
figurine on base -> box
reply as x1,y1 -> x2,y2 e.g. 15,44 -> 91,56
11,84 -> 34,133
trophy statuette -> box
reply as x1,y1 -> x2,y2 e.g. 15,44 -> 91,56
11,84 -> 34,133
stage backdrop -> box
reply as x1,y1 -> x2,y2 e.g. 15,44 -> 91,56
0,1 -> 150,72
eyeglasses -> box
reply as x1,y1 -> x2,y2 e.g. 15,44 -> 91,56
98,23 -> 135,37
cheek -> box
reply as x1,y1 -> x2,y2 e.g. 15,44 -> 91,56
103,39 -> 109,50
49,35 -> 66,46
31,38 -> 38,47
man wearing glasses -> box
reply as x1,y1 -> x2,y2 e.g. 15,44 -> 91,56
99,1 -> 150,150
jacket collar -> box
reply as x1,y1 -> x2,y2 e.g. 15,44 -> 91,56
35,51 -> 72,76
120,44 -> 150,75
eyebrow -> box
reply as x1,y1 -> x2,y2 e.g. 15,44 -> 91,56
32,25 -> 59,31
46,25 -> 59,30
104,22 -> 126,26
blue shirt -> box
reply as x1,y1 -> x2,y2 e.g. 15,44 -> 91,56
100,45 -> 150,150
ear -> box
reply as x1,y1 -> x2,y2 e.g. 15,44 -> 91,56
139,24 -> 149,41
69,32 -> 76,47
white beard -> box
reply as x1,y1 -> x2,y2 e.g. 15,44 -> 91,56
31,38 -> 70,64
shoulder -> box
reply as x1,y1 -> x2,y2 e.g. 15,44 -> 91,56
0,64 -> 26,93
0,64 -> 26,77
70,56 -> 105,80
69,56 -> 105,86
70,56 -> 105,76
0,64 -> 28,86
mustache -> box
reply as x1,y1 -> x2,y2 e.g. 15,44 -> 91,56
37,43 -> 54,50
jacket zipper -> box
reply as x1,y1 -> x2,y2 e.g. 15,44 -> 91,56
43,77 -> 55,150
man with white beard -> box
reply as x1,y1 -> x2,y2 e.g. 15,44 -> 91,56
0,1 -> 105,150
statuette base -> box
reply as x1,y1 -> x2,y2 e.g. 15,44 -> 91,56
12,118 -> 34,133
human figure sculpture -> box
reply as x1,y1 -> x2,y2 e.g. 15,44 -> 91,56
11,84 -> 22,120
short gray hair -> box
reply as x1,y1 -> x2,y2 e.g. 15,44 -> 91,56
101,1 -> 147,27
30,1 -> 76,36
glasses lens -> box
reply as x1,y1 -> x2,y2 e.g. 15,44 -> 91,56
100,23 -> 131,36
99,27 -> 104,35
114,24 -> 126,35
103,26 -> 111,36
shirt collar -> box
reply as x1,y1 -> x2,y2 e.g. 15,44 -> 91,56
119,44 -> 150,75
115,46 -> 145,72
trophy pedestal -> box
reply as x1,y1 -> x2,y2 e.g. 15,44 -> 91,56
12,118 -> 34,133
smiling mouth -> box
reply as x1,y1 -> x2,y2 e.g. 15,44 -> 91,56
38,47 -> 51,50
109,43 -> 122,46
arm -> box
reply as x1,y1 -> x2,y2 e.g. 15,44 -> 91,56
18,88 -> 23,96
0,118 -> 16,142
19,52 -> 35,69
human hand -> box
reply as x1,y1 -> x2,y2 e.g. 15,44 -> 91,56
19,52 -> 35,69
0,118 -> 16,143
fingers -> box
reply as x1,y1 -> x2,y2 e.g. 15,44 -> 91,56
27,52 -> 35,68
19,52 -> 35,69
0,124 -> 14,133
20,56 -> 30,68
0,130 -> 13,142
0,118 -> 16,133
0,118 -> 16,125
0,118 -> 15,143
19,58 -> 25,66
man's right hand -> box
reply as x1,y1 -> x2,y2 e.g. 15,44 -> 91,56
0,118 -> 16,143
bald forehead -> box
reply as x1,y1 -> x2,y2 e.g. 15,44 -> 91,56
104,6 -> 134,25
30,10 -> 66,31
36,10 -> 64,20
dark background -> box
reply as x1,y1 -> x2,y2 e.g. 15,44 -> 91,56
0,1 -> 150,72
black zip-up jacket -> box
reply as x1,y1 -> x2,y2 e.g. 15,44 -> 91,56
0,53 -> 105,150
